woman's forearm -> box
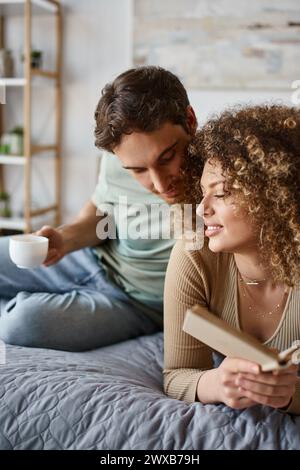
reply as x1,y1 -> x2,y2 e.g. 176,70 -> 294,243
196,369 -> 220,404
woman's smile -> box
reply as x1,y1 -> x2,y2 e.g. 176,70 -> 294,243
205,225 -> 224,237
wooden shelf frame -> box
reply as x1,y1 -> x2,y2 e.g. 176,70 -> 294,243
0,0 -> 59,15
0,0 -> 62,233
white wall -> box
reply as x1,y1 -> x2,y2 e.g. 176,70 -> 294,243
60,0 -> 133,222
3,0 -> 296,225
3,0 -> 133,225
60,1 -> 294,222
57,1 -> 296,221
188,89 -> 294,125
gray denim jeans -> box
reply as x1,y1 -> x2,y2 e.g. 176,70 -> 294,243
0,236 -> 161,351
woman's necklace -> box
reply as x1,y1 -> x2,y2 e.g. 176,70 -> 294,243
238,274 -> 289,319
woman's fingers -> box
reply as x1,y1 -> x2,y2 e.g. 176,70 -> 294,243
236,377 -> 295,397
221,383 -> 258,409
219,357 -> 298,410
234,397 -> 257,409
238,387 -> 292,408
238,371 -> 298,386
224,357 -> 260,375
272,364 -> 298,375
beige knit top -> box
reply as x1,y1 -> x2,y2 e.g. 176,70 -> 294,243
163,238 -> 300,415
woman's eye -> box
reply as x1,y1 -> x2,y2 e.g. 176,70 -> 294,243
201,191 -> 230,200
215,190 -> 231,198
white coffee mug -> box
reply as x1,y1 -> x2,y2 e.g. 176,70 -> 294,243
9,234 -> 49,269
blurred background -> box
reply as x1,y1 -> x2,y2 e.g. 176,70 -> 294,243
0,0 -> 299,228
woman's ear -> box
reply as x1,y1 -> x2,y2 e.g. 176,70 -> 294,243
186,105 -> 198,135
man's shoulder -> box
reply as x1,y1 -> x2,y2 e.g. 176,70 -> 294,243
100,152 -> 162,203
99,151 -> 129,183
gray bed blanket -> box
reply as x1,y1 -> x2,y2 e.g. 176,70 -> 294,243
0,332 -> 299,450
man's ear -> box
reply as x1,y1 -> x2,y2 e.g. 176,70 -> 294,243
186,105 -> 198,135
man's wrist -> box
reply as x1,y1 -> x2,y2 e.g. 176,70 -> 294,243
56,224 -> 77,254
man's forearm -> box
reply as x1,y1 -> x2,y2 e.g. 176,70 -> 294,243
57,200 -> 106,254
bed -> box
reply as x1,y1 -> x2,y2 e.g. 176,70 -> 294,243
0,332 -> 299,450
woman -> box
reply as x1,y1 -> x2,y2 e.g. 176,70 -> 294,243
164,104 -> 300,414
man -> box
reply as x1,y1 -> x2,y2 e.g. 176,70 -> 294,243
0,66 -> 197,351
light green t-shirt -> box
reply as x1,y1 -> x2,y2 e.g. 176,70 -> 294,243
91,152 -> 175,316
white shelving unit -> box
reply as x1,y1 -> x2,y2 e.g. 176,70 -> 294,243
0,155 -> 25,164
0,215 -> 25,229
0,77 -> 26,86
0,0 -> 62,233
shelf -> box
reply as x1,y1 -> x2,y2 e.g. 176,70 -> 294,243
0,216 -> 26,230
0,70 -> 58,86
30,204 -> 57,216
31,68 -> 58,80
0,0 -> 62,233
0,78 -> 26,86
32,144 -> 57,154
0,147 -> 57,163
0,0 -> 58,16
0,155 -> 25,164
0,204 -> 57,231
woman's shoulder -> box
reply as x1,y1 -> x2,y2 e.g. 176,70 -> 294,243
171,236 -> 231,275
166,236 -> 232,303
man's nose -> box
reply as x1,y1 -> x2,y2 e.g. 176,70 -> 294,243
150,170 -> 169,194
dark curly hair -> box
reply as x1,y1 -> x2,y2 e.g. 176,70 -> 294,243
94,66 -> 190,152
183,104 -> 300,287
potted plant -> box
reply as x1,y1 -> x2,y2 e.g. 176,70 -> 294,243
21,49 -> 43,69
9,126 -> 24,155
0,133 -> 11,154
30,50 -> 43,69
0,191 -> 12,217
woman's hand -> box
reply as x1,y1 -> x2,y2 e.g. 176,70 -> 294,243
35,225 -> 65,266
235,363 -> 298,409
215,357 -> 260,409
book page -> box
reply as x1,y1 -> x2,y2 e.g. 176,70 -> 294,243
183,305 -> 284,371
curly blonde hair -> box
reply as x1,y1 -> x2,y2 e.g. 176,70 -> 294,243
182,104 -> 300,287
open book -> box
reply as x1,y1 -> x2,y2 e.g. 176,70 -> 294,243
182,304 -> 300,371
